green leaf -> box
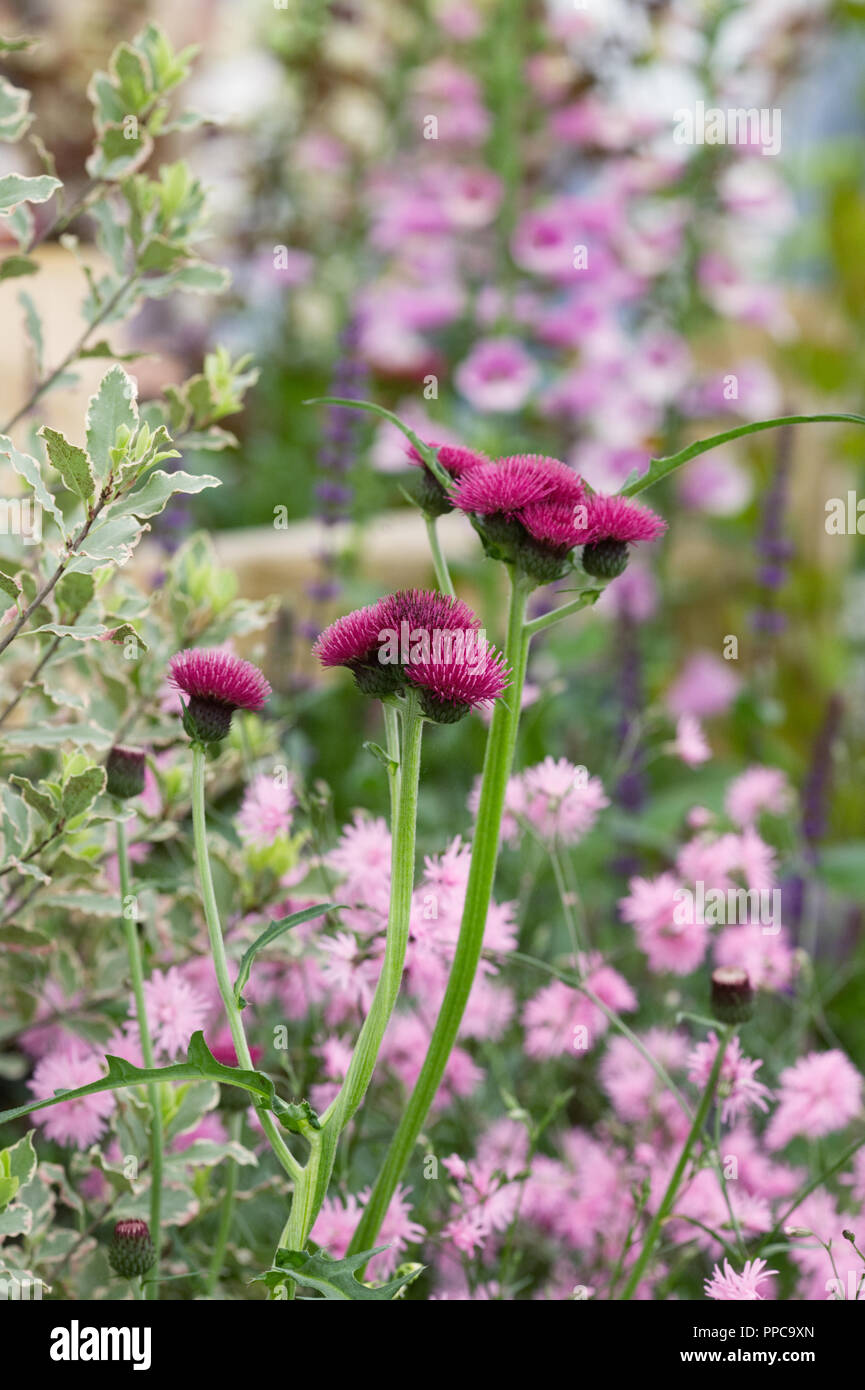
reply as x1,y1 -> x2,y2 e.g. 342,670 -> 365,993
0,76 -> 32,143
86,365 -> 139,483
0,1032 -> 320,1134
9,775 -> 56,825
620,414 -> 865,499
61,766 -> 106,820
110,44 -> 152,114
78,340 -> 147,363
0,36 -> 38,54
0,1131 -> 37,1197
86,124 -> 153,181
257,1248 -> 423,1301
1,202 -> 34,250
67,515 -> 144,570
133,23 -> 197,94
234,903 -> 336,1009
0,567 -> 20,602
0,435 -> 63,533
117,468 -> 219,520
363,741 -> 399,773
0,173 -> 60,212
39,426 -> 96,502
0,253 -> 37,281
18,289 -> 43,373
56,571 -> 95,617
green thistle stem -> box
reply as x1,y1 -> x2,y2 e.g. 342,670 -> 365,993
116,816 -> 163,1302
279,690 -> 425,1255
347,570 -> 531,1261
619,1027 -> 732,1299
190,743 -> 302,1187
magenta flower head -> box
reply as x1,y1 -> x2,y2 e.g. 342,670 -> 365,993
576,494 -> 667,580
169,648 -> 272,744
313,588 -> 509,722
453,454 -> 587,584
405,440 -> 488,518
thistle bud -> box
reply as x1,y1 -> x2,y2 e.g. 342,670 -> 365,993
105,745 -> 147,800
710,966 -> 754,1025
107,1218 -> 155,1279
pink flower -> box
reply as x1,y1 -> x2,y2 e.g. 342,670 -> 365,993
666,652 -> 741,719
670,715 -> 711,767
142,968 -> 210,1060
406,440 -> 488,479
523,956 -> 636,1059
705,1257 -> 776,1301
518,757 -> 609,844
600,1027 -> 690,1127
236,772 -> 295,846
725,766 -> 793,827
620,873 -> 708,975
168,648 -> 271,712
454,337 -> 539,414
687,1033 -> 772,1125
405,641 -> 510,718
577,494 -> 667,545
454,454 -> 581,516
766,1050 -> 863,1150
312,600 -> 391,670
714,924 -> 795,992
315,590 -> 508,721
29,1046 -> 115,1149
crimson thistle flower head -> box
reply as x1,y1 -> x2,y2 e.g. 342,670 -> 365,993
453,454 -> 588,584
105,745 -> 147,800
577,494 -> 667,580
313,588 -> 509,723
108,1218 -> 155,1279
406,440 -> 488,518
169,648 -> 272,744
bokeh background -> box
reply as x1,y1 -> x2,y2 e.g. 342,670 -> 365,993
2,0 -> 864,1042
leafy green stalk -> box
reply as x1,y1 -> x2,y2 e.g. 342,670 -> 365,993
116,816 -> 163,1301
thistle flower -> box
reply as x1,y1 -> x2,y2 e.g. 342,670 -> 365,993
108,1219 -> 155,1280
578,494 -> 667,580
405,440 -> 488,517
454,454 -> 582,515
168,648 -> 272,743
405,643 -> 510,721
105,745 -> 147,800
313,589 -> 509,722
453,454 -> 587,583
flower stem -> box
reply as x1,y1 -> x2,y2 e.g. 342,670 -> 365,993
190,743 -> 302,1186
424,517 -> 456,598
116,816 -> 163,1302
281,690 -> 425,1252
619,1027 -> 732,1300
204,1110 -> 242,1297
347,570 -> 531,1261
